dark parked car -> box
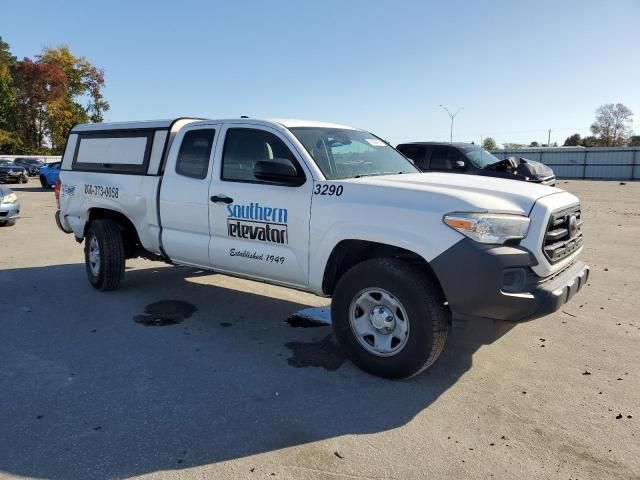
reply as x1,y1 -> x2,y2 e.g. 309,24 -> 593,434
13,157 -> 45,176
0,160 -> 29,184
396,142 -> 556,186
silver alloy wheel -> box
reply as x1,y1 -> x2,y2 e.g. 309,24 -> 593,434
88,236 -> 100,276
348,287 -> 410,357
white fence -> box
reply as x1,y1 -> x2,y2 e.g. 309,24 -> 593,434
0,155 -> 62,164
491,147 -> 640,180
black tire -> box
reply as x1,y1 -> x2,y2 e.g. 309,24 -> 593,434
20,175 -> 28,184
39,175 -> 48,189
331,258 -> 449,379
0,220 -> 16,227
84,219 -> 125,291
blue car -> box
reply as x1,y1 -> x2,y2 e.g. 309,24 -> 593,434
39,162 -> 61,188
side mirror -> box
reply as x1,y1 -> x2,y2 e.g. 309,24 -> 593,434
453,160 -> 466,170
254,158 -> 304,186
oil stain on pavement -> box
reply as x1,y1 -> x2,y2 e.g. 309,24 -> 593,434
285,314 -> 330,328
285,334 -> 345,371
134,300 -> 197,326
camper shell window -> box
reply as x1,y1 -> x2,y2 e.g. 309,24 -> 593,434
71,129 -> 166,174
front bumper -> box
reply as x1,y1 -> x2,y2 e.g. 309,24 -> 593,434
0,200 -> 21,223
0,173 -> 23,183
539,175 -> 556,186
430,239 -> 589,322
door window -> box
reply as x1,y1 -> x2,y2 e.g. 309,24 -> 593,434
429,147 -> 463,170
398,145 -> 426,168
221,128 -> 304,183
175,129 -> 216,179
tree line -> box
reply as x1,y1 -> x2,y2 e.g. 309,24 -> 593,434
0,36 -> 109,154
562,103 -> 637,147
482,103 -> 637,150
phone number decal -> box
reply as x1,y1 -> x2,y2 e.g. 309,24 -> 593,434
84,183 -> 119,199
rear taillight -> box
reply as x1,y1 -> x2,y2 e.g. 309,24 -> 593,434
54,180 -> 61,209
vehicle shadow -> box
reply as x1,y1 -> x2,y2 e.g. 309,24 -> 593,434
0,263 -> 515,479
7,185 -> 52,193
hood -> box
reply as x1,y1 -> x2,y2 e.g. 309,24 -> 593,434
0,164 -> 23,173
518,158 -> 554,179
345,172 -> 563,214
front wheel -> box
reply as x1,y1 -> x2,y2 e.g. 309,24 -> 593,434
84,219 -> 125,291
20,175 -> 28,184
331,258 -> 449,379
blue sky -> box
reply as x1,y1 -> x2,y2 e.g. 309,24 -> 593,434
3,0 -> 639,146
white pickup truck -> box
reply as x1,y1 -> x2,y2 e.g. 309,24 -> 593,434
55,118 -> 589,378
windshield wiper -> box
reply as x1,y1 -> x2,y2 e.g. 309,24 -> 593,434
354,172 -> 383,178
354,171 -> 409,178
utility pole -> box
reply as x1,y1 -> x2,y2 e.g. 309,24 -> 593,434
439,105 -> 463,143
548,129 -> 552,147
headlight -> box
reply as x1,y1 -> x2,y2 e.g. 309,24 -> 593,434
443,212 -> 530,244
2,192 -> 18,204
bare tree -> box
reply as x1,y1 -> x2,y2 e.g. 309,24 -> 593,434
590,103 -> 634,146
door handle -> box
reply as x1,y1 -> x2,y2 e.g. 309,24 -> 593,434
210,195 -> 233,204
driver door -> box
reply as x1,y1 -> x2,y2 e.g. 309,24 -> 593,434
208,124 -> 313,288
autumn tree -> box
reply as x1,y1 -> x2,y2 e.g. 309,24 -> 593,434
0,39 -> 110,154
12,58 -> 68,152
590,103 -> 634,147
37,46 -> 110,150
0,36 -> 21,152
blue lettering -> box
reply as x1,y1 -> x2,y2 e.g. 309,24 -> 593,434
226,202 -> 288,224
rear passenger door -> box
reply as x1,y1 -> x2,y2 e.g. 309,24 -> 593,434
427,147 -> 465,172
159,125 -> 220,267
208,124 -> 312,287
398,145 -> 427,170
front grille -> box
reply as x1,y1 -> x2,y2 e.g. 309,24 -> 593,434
543,204 -> 583,264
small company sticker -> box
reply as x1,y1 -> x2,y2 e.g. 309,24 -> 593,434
365,138 -> 386,147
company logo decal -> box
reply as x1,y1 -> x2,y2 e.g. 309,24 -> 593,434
226,202 -> 288,244
61,184 -> 76,196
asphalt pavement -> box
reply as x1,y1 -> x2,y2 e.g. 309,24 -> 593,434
0,180 -> 638,479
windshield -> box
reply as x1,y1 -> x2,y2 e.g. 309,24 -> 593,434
459,145 -> 502,169
289,127 -> 418,180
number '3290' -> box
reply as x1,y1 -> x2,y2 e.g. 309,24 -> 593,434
313,184 -> 343,196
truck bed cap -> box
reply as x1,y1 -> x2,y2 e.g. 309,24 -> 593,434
71,118 -> 203,132
71,118 -> 358,133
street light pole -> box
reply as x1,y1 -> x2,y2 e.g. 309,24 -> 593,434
439,105 -> 463,143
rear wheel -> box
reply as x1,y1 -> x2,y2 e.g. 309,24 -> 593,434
84,219 -> 125,291
331,258 -> 449,379
39,175 -> 48,188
